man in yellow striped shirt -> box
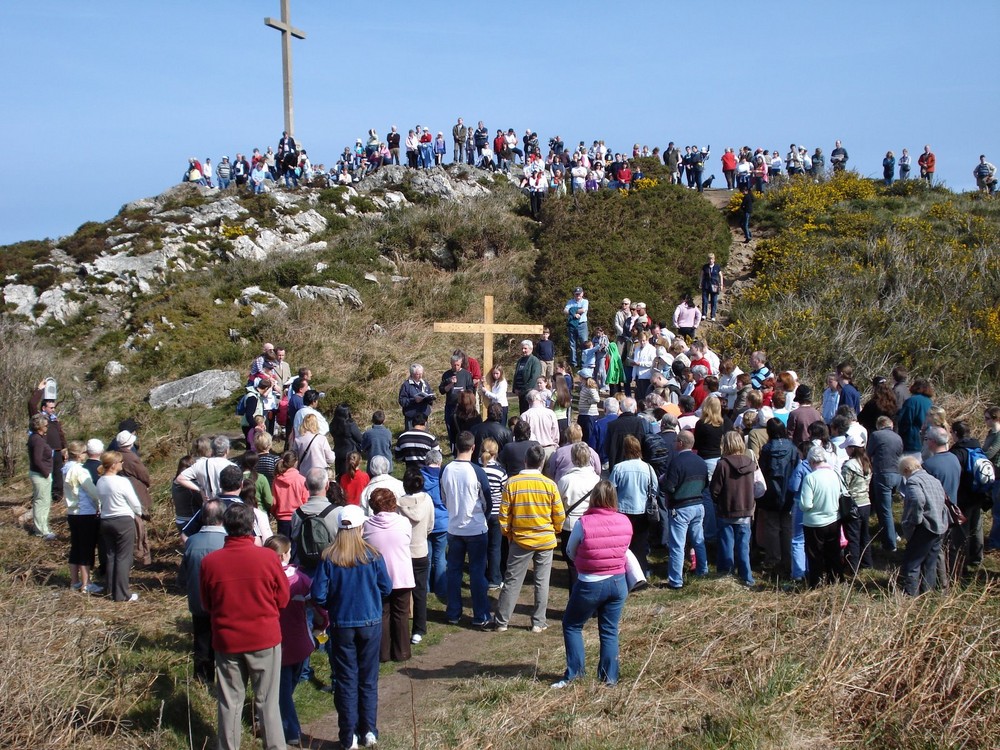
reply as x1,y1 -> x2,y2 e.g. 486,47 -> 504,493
492,445 -> 565,633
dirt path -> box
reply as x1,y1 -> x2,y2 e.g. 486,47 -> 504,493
300,623 -> 493,749
701,188 -> 759,329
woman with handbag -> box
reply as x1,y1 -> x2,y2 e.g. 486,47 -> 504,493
553,480 -> 632,689
798,446 -> 845,588
841,435 -> 873,574
709,432 -> 757,586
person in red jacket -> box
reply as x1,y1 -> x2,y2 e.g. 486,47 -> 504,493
918,144 -> 936,185
200,503 -> 290,750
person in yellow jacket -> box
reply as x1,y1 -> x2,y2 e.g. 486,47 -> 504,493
492,445 -> 564,633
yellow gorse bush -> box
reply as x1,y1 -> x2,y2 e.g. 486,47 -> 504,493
726,173 -> 1000,398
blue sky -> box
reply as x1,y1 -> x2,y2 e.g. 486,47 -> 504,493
2,0 -> 998,245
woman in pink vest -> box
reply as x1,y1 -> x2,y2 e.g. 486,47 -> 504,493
553,480 -> 632,688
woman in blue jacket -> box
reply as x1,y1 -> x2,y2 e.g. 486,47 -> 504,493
896,379 -> 934,455
312,505 -> 392,750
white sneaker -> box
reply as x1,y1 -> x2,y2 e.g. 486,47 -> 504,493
551,679 -> 571,689
346,735 -> 359,750
128,593 -> 140,602
410,633 -> 422,645
363,731 -> 378,747
531,625 -> 548,633
84,583 -> 104,594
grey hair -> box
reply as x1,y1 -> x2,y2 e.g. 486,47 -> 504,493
425,449 -> 443,466
409,363 -> 424,377
898,455 -> 922,476
450,354 -> 463,365
604,398 -> 621,414
305,467 -> 329,494
211,435 -> 230,457
691,365 -> 709,380
520,340 -> 534,350
621,397 -> 637,414
660,413 -> 679,431
527,389 -> 542,405
807,446 -> 828,465
369,455 -> 390,476
925,425 -> 950,447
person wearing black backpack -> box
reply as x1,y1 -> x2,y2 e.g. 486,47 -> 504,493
949,421 -> 990,574
291,468 -> 342,574
757,419 -> 797,576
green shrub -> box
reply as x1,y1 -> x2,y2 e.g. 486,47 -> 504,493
61,221 -> 110,264
238,193 -> 278,228
529,182 -> 730,337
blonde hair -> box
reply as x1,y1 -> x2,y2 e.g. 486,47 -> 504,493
700,396 -> 723,427
301,413 -> 319,435
480,438 -> 498,464
322,526 -> 380,568
97,451 -> 123,476
67,440 -> 87,460
721,431 -> 745,456
254,431 -> 273,452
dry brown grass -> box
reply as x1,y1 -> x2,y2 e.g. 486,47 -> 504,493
0,575 -> 159,749
409,580 -> 1000,750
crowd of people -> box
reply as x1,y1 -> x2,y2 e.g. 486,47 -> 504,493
24,285 -> 1000,746
182,123 -> 998,207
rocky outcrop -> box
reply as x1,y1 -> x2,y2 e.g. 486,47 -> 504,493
148,369 -> 241,410
355,165 -> 491,202
234,286 -> 288,316
2,164 -> 502,329
290,283 -> 364,309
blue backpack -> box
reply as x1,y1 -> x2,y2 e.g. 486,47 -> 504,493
964,446 -> 996,495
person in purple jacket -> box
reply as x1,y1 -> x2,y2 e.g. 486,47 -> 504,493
553,480 -> 632,688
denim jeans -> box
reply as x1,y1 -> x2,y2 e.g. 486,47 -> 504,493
741,211 -> 751,241
871,472 -> 901,550
702,458 -> 719,543
218,177 -> 231,190
667,503 -> 707,587
446,532 -> 491,624
330,624 -> 381,748
716,518 -> 754,585
562,574 -> 627,684
279,661 -> 305,742
486,516 -> 503,587
701,290 -> 719,319
567,323 -> 588,368
791,503 -> 807,580
428,531 -> 447,600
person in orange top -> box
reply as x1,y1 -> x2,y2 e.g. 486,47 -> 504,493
271,452 -> 309,538
338,451 -> 371,506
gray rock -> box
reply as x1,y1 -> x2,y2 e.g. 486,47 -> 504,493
230,235 -> 265,260
290,283 -> 363,309
235,286 -> 288,316
36,288 -> 82,325
364,273 -> 379,283
148,369 -> 241,410
356,165 -> 491,202
390,275 -> 411,283
429,244 -> 457,269
3,284 -> 38,318
104,360 -> 128,378
189,196 -> 249,227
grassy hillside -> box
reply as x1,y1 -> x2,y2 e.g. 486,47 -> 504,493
723,174 -> 1000,406
3,170 -> 1000,749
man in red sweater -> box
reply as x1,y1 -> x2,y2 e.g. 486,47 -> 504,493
200,503 -> 290,750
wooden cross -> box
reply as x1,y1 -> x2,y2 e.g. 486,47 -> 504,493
434,295 -> 543,417
264,0 -> 306,136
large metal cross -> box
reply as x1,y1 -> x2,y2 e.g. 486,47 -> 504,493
434,295 -> 543,417
264,0 -> 306,136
